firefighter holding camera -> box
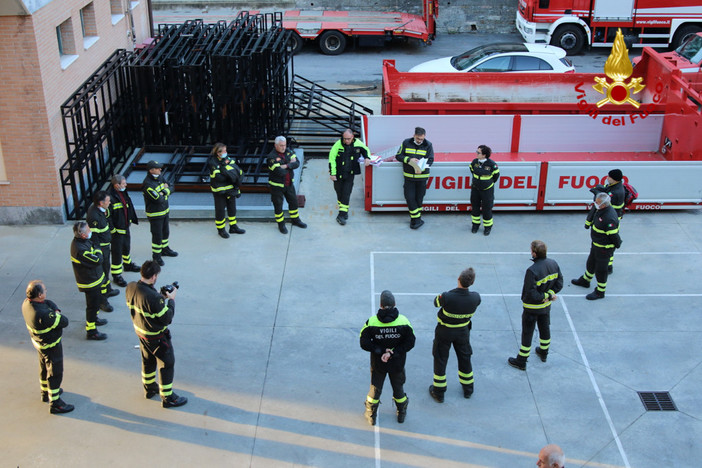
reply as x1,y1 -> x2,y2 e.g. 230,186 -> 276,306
125,260 -> 187,408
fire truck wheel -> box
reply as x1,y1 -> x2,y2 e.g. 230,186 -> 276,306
672,25 -> 702,50
288,32 -> 304,55
319,30 -> 346,55
551,24 -> 586,55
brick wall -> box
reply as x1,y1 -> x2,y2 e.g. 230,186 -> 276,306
151,0 -> 519,34
0,0 -> 152,224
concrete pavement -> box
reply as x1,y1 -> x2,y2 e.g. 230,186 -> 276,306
1,159 -> 702,467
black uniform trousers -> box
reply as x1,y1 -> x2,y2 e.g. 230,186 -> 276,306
369,365 -> 406,401
432,324 -> 473,394
333,176 -> 354,214
271,185 -> 300,222
138,333 -> 175,398
213,192 -> 237,229
470,187 -> 495,227
148,214 -> 170,255
84,287 -> 102,332
584,245 -> 615,293
38,345 -> 63,402
100,244 -> 112,295
519,309 -> 551,359
403,178 -> 427,219
111,232 -> 133,275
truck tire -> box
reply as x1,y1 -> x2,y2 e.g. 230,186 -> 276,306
551,25 -> 586,55
672,24 -> 702,50
288,32 -> 304,55
319,30 -> 346,55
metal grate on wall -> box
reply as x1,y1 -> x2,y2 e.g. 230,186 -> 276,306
638,392 -> 677,411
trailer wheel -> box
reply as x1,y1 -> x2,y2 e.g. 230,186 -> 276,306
672,25 -> 702,50
551,25 -> 586,55
288,32 -> 304,55
319,30 -> 346,55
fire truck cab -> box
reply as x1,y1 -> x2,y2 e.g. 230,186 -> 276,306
516,0 -> 702,55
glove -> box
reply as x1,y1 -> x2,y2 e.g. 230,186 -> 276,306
614,239 -> 622,249
236,190 -> 242,199
584,224 -> 590,230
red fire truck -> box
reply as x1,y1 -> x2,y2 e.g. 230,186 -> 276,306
363,35 -> 702,212
516,0 -> 702,55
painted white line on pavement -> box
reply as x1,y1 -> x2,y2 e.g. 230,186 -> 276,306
560,296 -> 632,468
371,251 -> 701,255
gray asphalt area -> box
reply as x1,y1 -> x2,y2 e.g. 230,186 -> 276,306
1,159 -> 701,467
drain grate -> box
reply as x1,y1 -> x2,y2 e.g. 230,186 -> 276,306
638,392 -> 677,411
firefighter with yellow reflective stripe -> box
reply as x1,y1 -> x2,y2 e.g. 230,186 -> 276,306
429,268 -> 481,403
328,129 -> 370,225
508,241 -> 563,371
267,136 -> 307,234
585,169 -> 625,273
469,145 -> 500,236
108,174 -> 141,288
396,127 -> 434,229
22,280 -> 74,414
87,190 -> 119,308
125,260 -> 187,408
572,192 -> 622,300
70,222 -> 108,340
209,143 -> 246,239
360,290 -> 415,425
142,160 -> 178,266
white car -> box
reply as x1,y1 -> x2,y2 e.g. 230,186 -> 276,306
409,42 -> 575,73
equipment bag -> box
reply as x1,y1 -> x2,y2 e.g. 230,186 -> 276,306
623,181 -> 638,208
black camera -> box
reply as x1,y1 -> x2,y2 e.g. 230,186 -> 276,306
160,281 -> 179,296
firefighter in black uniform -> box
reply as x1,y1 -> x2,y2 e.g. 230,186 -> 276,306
429,267 -> 481,403
108,174 -> 141,288
22,280 -> 74,414
70,221 -> 108,340
572,192 -> 622,300
209,142 -> 246,239
328,129 -> 371,225
142,160 -> 178,266
396,127 -> 434,229
586,169 -> 625,273
267,136 -> 307,234
360,290 -> 415,425
125,260 -> 187,408
508,240 -> 563,371
86,190 -> 119,307
469,145 -> 500,236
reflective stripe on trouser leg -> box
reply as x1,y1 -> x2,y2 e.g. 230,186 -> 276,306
289,209 -> 300,219
228,216 -> 237,225
539,338 -> 550,351
409,208 -> 421,219
160,382 -> 173,398
215,218 -> 226,229
275,212 -> 284,223
518,345 -> 530,358
393,394 -> 407,403
597,281 -> 607,293
458,370 -> 474,386
338,201 -> 349,213
483,218 -> 494,227
471,215 -> 481,225
433,374 -> 447,389
142,370 -> 156,386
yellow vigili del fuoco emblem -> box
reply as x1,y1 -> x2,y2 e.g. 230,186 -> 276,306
593,28 -> 645,108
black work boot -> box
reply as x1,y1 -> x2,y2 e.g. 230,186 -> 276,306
428,385 -> 444,403
395,396 -> 409,423
571,277 -> 590,288
218,228 -> 230,239
278,222 -> 288,234
50,398 -> 75,414
162,247 -> 178,257
508,356 -> 527,371
471,224 -> 479,233
162,393 -> 188,408
229,224 -> 246,234
153,254 -> 164,266
535,347 -> 548,362
483,226 -> 492,236
463,384 -> 474,399
144,385 -> 159,399
113,274 -> 127,287
336,213 -> 347,225
291,218 -> 307,228
364,401 -> 379,426
124,262 -> 141,272
586,290 -> 605,300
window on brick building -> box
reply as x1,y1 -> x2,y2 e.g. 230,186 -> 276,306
56,19 -> 79,69
110,0 -> 125,25
80,2 -> 99,49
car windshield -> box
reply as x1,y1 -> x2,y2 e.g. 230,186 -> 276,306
450,43 -> 529,71
675,34 -> 702,65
